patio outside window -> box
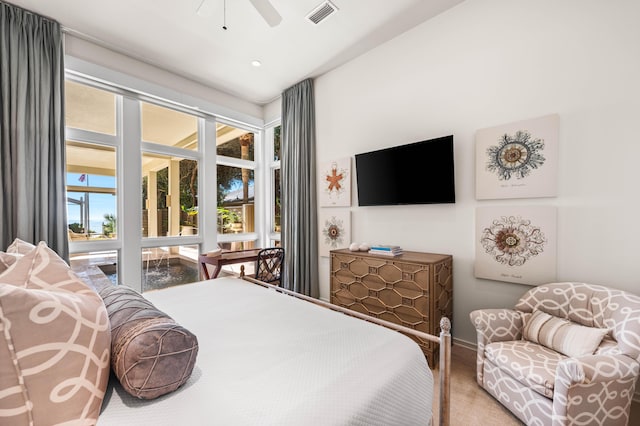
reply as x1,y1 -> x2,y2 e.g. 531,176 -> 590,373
142,154 -> 199,238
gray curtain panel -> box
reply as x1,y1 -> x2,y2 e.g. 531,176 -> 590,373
281,79 -> 319,297
0,2 -> 68,260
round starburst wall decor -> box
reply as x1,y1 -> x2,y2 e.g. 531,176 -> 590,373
486,130 -> 546,180
322,216 -> 345,249
480,215 -> 547,267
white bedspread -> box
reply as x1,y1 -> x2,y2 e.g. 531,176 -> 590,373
98,278 -> 433,425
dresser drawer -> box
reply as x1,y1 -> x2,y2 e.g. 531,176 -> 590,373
330,249 -> 452,367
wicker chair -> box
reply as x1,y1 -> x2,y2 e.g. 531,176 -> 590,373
470,282 -> 640,426
255,247 -> 284,286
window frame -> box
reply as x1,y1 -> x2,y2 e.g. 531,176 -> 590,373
64,60 -> 269,291
139,98 -> 203,242
264,121 -> 282,245
65,74 -> 123,255
215,117 -> 263,249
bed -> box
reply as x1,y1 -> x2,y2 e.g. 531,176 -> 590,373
0,240 -> 449,426
97,276 -> 451,426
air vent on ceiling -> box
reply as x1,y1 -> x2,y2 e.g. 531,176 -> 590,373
306,1 -> 338,25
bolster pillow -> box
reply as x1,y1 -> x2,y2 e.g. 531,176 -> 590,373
99,285 -> 199,399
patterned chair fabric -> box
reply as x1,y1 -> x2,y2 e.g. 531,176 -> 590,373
470,282 -> 640,426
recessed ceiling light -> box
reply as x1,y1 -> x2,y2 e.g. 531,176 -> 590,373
251,60 -> 262,67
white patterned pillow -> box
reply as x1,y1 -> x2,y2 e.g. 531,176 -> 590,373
523,309 -> 608,358
0,252 -> 22,273
0,242 -> 111,425
6,237 -> 36,255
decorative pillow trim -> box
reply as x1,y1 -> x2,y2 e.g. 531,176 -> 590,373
523,310 -> 608,358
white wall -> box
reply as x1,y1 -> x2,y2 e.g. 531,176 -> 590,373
315,0 -> 640,344
263,99 -> 281,125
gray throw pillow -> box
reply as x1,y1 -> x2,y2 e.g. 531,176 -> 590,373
99,285 -> 198,399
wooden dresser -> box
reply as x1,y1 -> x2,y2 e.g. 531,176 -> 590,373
330,248 -> 452,366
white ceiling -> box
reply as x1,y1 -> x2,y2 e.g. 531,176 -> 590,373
9,0 -> 463,105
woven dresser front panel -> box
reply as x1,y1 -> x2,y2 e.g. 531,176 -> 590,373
330,249 -> 453,366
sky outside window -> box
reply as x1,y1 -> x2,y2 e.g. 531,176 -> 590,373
67,172 -> 117,235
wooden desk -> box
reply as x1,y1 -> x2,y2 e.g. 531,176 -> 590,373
199,249 -> 261,280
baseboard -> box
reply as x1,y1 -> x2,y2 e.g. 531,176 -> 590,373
453,337 -> 477,351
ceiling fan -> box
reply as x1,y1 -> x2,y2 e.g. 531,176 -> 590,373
196,0 -> 282,28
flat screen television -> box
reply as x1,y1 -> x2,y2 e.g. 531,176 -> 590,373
355,135 -> 455,206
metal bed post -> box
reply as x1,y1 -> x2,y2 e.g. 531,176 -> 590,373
439,317 -> 451,426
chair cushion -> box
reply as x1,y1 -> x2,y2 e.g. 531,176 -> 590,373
523,310 -> 608,358
515,282 -> 640,362
485,340 -> 566,398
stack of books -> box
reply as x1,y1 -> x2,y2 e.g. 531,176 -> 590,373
368,245 -> 403,256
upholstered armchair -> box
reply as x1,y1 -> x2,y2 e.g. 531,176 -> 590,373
470,282 -> 640,426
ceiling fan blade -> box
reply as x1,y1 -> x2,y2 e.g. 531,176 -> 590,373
196,0 -> 214,17
248,0 -> 282,27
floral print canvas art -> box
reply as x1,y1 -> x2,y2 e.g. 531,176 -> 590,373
475,205 -> 557,285
475,114 -> 559,200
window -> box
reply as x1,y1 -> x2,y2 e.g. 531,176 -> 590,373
66,142 -> 117,239
274,125 -> 281,162
141,102 -> 200,241
273,168 -> 281,233
217,125 -> 254,160
65,79 -> 120,279
142,153 -> 199,237
216,123 -> 258,251
216,164 -> 253,234
141,102 -> 198,150
65,80 -> 116,135
65,74 -> 269,291
267,124 -> 282,241
139,102 -> 201,288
